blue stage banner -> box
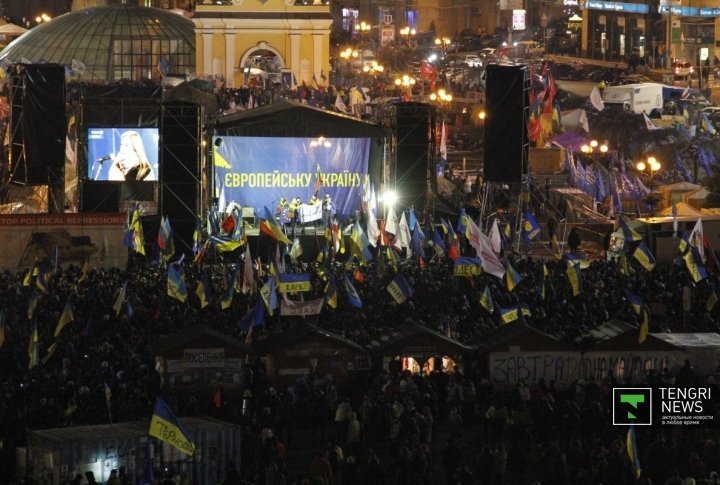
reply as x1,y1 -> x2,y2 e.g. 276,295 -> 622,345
213,136 -> 370,219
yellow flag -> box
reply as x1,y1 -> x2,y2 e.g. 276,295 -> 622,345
638,309 -> 649,344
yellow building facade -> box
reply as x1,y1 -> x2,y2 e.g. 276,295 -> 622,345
192,1 -> 332,88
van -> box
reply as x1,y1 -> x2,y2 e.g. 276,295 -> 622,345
513,40 -> 544,58
602,82 -> 664,114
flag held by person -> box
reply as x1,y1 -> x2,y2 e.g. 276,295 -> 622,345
387,272 -> 414,304
148,397 -> 196,456
28,320 -> 39,369
167,258 -> 188,303
113,282 -> 127,316
504,259 -> 523,292
625,290 -> 643,315
260,276 -> 279,315
343,273 -> 363,309
453,257 -> 482,276
566,263 -> 582,296
638,308 -> 649,344
54,301 -> 74,337
633,241 -> 656,271
479,285 -> 494,314
324,276 -> 338,309
220,272 -> 235,310
521,211 -> 541,241
260,206 -> 291,244
627,427 -> 642,478
239,299 -> 265,330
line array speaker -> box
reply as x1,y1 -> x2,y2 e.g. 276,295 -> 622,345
484,64 -> 529,183
394,102 -> 436,217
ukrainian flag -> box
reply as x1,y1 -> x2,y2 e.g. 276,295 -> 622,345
638,309 -> 649,344
633,241 -> 656,271
54,301 -> 75,337
566,263 -> 581,296
148,397 -> 196,456
504,260 -> 523,292
479,285 -> 494,314
324,276 -> 337,309
167,261 -> 188,303
625,290 -> 643,315
499,306 -> 519,324
626,427 -> 641,478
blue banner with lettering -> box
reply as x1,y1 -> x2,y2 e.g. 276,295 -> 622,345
213,136 -> 370,219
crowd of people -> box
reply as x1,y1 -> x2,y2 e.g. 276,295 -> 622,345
1,213 -> 720,484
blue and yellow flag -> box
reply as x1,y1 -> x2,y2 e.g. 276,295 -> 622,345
633,241 -> 655,271
27,292 -> 38,320
627,427 -> 642,478
566,263 -> 581,296
28,320 -> 39,369
707,286 -> 718,312
53,301 -> 74,337
278,273 -> 312,293
343,273 -> 363,309
456,208 -> 468,235
196,271 -> 211,309
208,235 -> 243,253
683,247 -> 708,283
239,299 -> 265,330
625,290 -> 643,315
453,257 -> 482,276
220,272 -> 235,310
521,210 -> 541,241
387,272 -> 414,304
479,285 -> 494,313
167,260 -> 188,303
35,266 -> 49,294
260,276 -> 279,315
149,397 -> 196,456
619,218 -> 643,243
639,309 -> 649,344
324,276 -> 338,309
504,260 -> 523,292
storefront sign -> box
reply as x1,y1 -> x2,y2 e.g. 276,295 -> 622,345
586,1 -> 649,13
512,10 -> 526,30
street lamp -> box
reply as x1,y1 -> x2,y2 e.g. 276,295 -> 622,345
400,26 -> 416,46
395,74 -> 416,100
435,37 -> 452,56
430,88 -> 453,105
580,139 -> 609,156
636,155 -> 661,216
363,60 -> 385,77
356,21 -> 371,36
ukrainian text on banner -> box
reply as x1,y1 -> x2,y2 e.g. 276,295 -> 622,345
277,273 -> 312,292
299,203 -> 323,223
280,297 -> 324,316
213,136 -> 370,219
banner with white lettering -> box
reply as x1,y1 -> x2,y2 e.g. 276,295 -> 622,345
280,297 -> 324,316
299,203 -> 323,223
213,136 -> 370,219
183,348 -> 226,368
0,213 -> 128,271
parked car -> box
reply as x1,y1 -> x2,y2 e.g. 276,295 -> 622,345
513,40 -> 544,58
672,61 -> 694,80
550,62 -> 587,81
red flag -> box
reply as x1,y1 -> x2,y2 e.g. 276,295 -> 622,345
418,255 -> 426,268
221,213 -> 236,235
354,268 -> 365,283
213,386 -> 223,409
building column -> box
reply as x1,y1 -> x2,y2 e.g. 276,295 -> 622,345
225,32 -> 236,88
313,33 -> 323,82
290,32 -> 301,85
202,33 -> 213,76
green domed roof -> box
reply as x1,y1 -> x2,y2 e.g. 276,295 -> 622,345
0,5 -> 195,81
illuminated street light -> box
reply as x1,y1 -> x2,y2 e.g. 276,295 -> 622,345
430,88 -> 453,104
363,60 -> 385,76
636,155 -> 661,216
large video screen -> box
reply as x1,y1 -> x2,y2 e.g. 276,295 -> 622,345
213,136 -> 370,219
87,127 -> 159,182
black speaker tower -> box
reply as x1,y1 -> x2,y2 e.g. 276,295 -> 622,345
160,102 -> 202,256
484,64 -> 530,183
394,102 -> 436,218
9,64 -> 67,210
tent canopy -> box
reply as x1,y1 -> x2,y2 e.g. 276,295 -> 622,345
0,23 -> 28,36
658,201 -> 700,216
